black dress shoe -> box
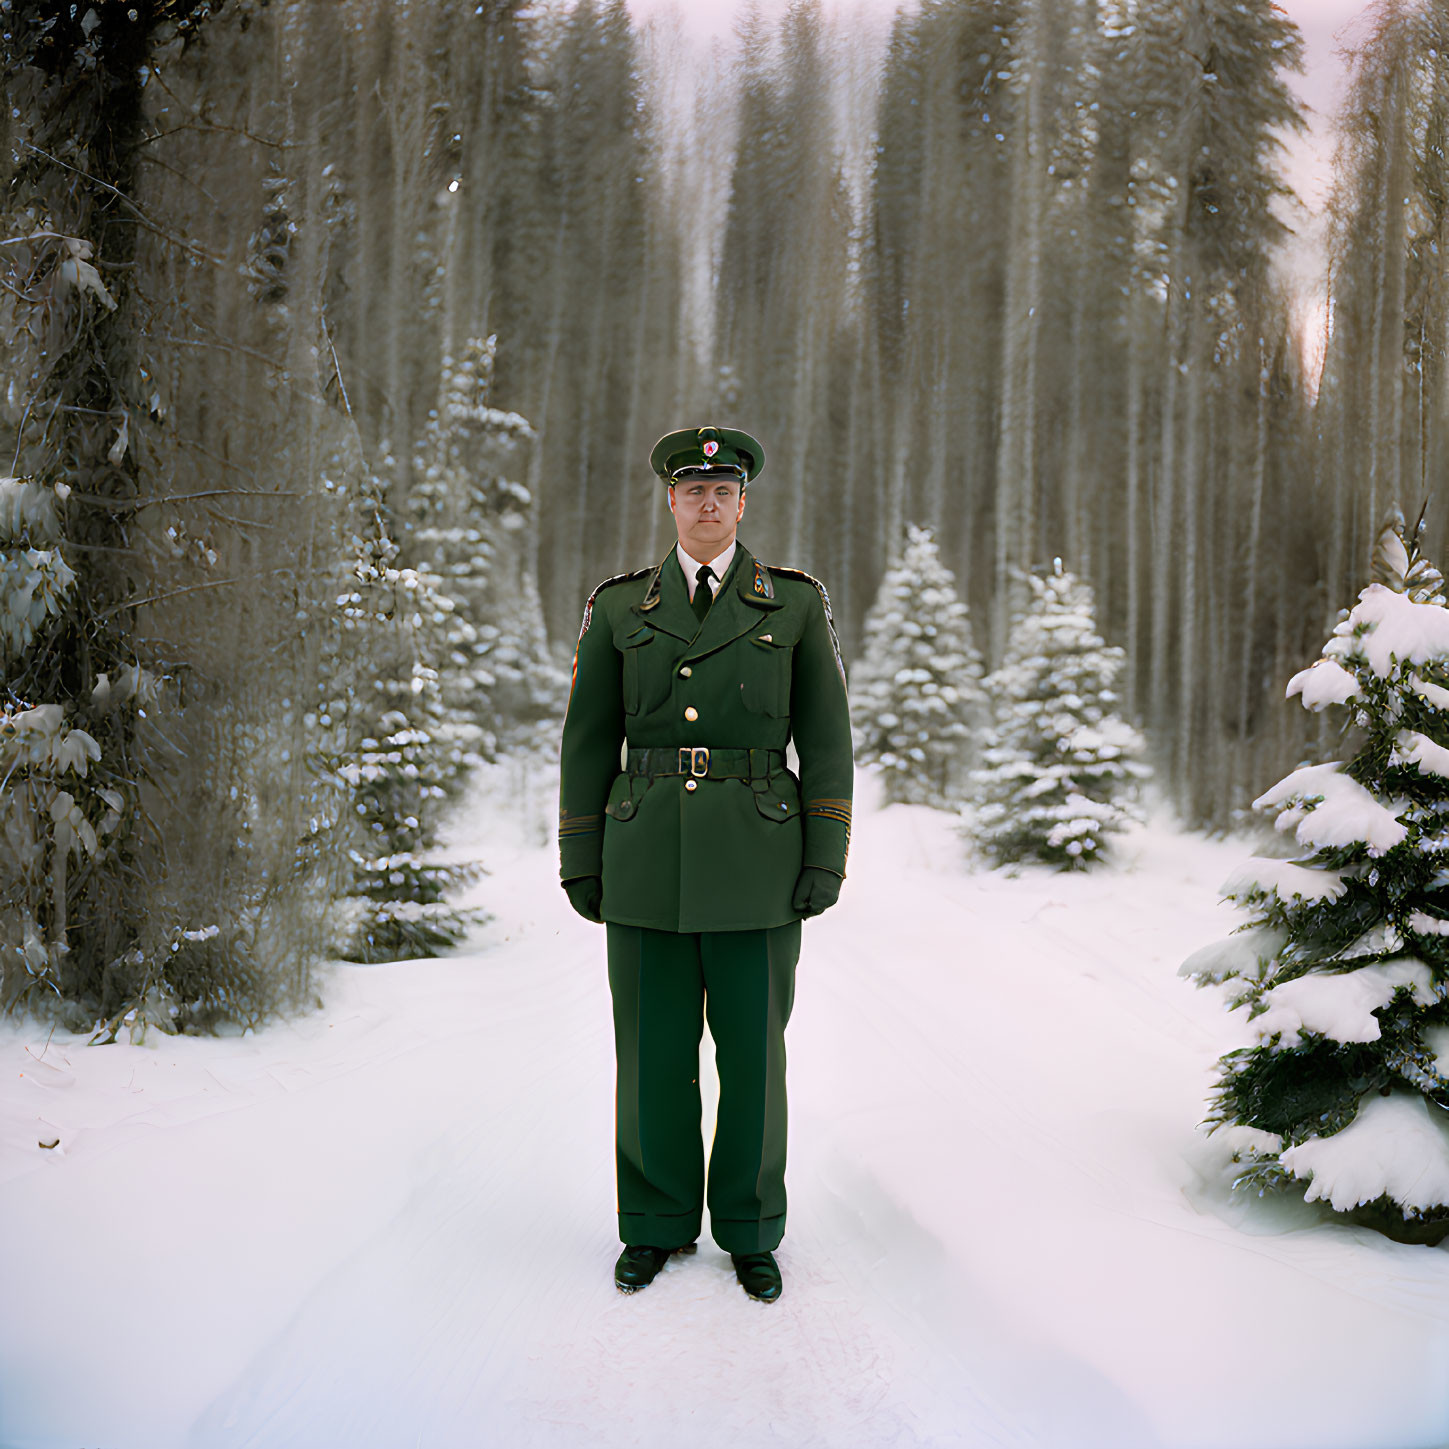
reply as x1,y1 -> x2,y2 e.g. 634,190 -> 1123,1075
614,1241 -> 696,1293
730,1250 -> 782,1303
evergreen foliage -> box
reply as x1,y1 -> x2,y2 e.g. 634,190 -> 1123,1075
851,524 -> 985,805
406,337 -> 564,763
0,1 -> 537,1029
860,0 -> 1315,825
336,455 -> 482,964
243,166 -> 293,306
329,333 -> 561,962
971,561 -> 1148,868
8,0 -> 1447,1024
0,0 -> 269,1037
1185,514 -> 1449,1242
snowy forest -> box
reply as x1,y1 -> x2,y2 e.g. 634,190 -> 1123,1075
10,0 -> 1445,1025
17,1 -> 1449,1442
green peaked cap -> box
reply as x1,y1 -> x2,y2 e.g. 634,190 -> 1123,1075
649,425 -> 765,484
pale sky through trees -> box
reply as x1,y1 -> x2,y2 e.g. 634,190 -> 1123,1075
629,0 -> 1373,299
629,0 -> 1379,400
1272,0 -> 1380,383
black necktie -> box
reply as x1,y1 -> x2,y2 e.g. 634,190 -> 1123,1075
691,565 -> 714,623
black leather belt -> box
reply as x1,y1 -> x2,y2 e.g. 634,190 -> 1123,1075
626,746 -> 785,781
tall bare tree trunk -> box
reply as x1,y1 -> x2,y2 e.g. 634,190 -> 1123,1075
993,4 -> 1045,653
1368,62 -> 1409,529
1124,293 -> 1145,716
1150,272 -> 1182,735
1175,291 -> 1203,797
1239,333 -> 1269,763
1064,251 -> 1088,573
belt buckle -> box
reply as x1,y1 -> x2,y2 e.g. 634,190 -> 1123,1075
677,746 -> 710,777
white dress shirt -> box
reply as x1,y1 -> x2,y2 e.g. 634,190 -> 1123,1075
677,540 -> 736,601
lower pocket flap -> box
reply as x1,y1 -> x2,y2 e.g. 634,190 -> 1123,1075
751,787 -> 799,821
605,775 -> 648,820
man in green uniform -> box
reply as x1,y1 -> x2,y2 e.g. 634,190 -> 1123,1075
558,425 -> 853,1304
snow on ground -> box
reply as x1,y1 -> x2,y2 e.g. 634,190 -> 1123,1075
5,765 -> 1449,1449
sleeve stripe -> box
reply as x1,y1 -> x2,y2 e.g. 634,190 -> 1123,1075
559,812 -> 603,838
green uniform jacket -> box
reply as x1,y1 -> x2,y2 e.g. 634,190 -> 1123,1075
559,543 -> 853,933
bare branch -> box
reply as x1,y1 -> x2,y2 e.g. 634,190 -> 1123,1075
155,333 -> 288,370
71,488 -> 303,510
205,507 -> 281,534
20,143 -> 226,267
136,151 -> 222,207
134,120 -> 294,151
100,577 -> 247,617
322,316 -> 354,419
161,431 -> 269,481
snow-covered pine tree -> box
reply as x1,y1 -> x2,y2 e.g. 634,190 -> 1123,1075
1183,513 -> 1449,1243
850,523 -> 986,804
406,335 -> 564,763
0,477 -> 98,1013
971,560 -> 1149,867
0,6 -> 240,1037
335,459 -> 483,963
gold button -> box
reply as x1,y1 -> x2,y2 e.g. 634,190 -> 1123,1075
684,706 -> 698,722
685,778 -> 698,792
680,666 -> 692,678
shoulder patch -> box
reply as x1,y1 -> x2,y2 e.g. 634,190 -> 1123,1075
761,565 -> 846,685
577,566 -> 652,643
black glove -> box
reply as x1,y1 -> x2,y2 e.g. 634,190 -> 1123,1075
562,875 -> 604,924
791,867 -> 842,918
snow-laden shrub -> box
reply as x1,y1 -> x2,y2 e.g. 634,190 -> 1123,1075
970,561 -> 1149,868
850,524 -> 986,805
1184,514 -> 1449,1241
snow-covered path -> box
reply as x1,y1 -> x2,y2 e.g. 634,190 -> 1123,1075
5,770 -> 1449,1449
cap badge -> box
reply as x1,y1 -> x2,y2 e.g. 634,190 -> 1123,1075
702,440 -> 719,457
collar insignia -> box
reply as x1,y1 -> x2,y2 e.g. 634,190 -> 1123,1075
639,558 -> 666,612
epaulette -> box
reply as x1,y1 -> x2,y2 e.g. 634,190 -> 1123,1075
760,564 -> 846,684
762,564 -> 836,622
577,565 -> 653,643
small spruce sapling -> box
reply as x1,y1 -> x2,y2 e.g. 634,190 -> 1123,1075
970,560 -> 1148,868
337,463 -> 483,962
850,524 -> 987,804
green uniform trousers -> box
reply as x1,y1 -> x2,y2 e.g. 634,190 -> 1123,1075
606,919 -> 800,1256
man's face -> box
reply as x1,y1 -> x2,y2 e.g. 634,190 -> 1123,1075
668,472 -> 746,563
